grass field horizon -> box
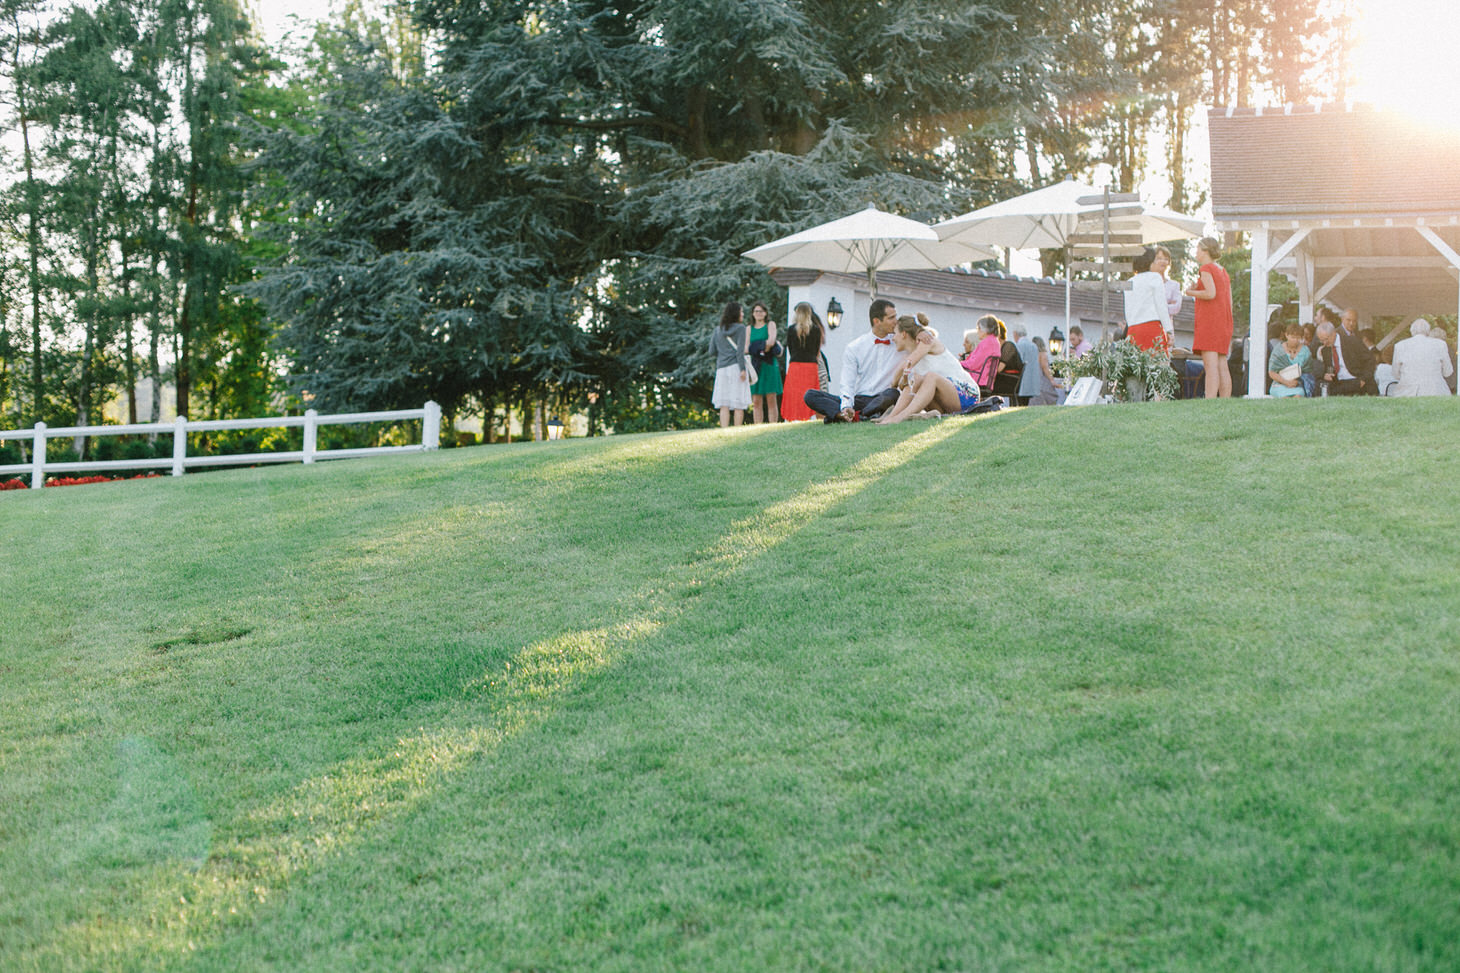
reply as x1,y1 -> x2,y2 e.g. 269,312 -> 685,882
3,399 -> 1458,971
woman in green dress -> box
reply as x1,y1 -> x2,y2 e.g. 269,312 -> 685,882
748,301 -> 783,423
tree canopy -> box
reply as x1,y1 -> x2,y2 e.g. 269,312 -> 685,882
0,0 -> 1354,441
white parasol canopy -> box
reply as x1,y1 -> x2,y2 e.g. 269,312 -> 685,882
744,204 -> 998,297
934,179 -> 1207,333
934,179 -> 1206,251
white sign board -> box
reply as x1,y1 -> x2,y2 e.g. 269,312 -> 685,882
1063,376 -> 1105,406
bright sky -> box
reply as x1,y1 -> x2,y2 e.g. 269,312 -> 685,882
251,0 -> 337,45
1348,0 -> 1460,130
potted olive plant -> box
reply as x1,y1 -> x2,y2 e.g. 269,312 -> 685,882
1052,339 -> 1179,402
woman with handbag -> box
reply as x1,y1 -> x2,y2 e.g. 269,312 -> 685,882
1267,321 -> 1310,398
747,301 -> 783,424
709,301 -> 751,426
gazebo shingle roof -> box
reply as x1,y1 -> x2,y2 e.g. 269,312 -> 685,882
1209,104 -> 1460,220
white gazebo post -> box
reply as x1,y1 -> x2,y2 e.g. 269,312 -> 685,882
1248,227 -> 1270,398
1295,248 -> 1315,327
1247,227 -> 1311,398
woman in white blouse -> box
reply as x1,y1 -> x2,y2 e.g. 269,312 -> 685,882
1122,248 -> 1172,353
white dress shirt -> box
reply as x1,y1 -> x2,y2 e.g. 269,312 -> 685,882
1331,335 -> 1355,381
838,332 -> 902,410
1123,272 -> 1172,333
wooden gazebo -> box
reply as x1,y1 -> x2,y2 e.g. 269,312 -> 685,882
1208,104 -> 1460,396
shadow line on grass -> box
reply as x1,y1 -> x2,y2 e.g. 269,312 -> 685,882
25,419 -> 1000,969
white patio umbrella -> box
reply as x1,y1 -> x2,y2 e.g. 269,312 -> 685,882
934,179 -> 1206,330
743,204 -> 998,297
935,178 -> 1206,251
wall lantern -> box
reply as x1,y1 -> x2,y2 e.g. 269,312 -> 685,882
825,297 -> 844,330
1048,326 -> 1066,358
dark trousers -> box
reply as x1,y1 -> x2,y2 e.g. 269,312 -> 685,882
1330,378 -> 1365,396
803,388 -> 900,421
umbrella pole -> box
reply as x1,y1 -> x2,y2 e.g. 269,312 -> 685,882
868,266 -> 877,299
1064,246 -> 1072,335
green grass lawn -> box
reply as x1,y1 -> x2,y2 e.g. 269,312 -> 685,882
3,398 -> 1458,971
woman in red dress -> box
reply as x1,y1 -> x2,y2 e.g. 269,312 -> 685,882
1184,236 -> 1234,398
781,302 -> 825,421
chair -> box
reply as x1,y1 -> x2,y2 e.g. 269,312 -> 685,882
970,354 -> 1000,399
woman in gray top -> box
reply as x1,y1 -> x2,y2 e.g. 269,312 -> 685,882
709,302 -> 751,426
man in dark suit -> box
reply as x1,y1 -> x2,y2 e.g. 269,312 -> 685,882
1341,308 -> 1378,394
1316,321 -> 1374,395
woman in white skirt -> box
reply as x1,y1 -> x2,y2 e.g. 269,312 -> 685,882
709,301 -> 751,426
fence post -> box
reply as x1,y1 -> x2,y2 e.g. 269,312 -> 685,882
303,409 -> 318,463
172,416 -> 188,477
30,422 -> 46,489
423,400 -> 441,450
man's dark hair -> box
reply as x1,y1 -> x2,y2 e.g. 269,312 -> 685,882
869,298 -> 895,324
1133,248 -> 1155,274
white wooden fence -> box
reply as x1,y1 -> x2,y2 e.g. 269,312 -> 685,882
0,402 -> 441,490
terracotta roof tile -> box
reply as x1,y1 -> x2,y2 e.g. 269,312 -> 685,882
1209,105 -> 1460,219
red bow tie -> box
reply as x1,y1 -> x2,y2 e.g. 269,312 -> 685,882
874,338 -> 891,345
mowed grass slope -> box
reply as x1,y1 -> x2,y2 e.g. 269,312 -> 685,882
2,399 -> 1458,971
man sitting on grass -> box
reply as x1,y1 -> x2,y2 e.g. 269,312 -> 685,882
804,298 -> 925,423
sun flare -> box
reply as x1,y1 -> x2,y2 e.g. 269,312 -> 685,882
1349,0 -> 1460,131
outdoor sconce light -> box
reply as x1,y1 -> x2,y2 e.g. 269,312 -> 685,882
1048,326 -> 1065,358
826,298 -> 844,330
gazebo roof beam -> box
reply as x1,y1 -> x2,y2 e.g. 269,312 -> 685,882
1273,256 -> 1455,270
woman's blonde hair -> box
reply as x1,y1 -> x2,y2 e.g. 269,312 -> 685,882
1197,236 -> 1222,260
896,312 -> 933,338
792,302 -> 816,339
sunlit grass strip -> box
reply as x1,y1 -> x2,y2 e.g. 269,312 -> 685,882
27,620 -> 657,967
694,418 -> 969,572
28,421 -> 983,968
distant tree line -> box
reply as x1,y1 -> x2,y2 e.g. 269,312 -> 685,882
0,0 -> 1352,443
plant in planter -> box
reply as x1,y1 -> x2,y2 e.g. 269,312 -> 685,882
1053,339 -> 1179,402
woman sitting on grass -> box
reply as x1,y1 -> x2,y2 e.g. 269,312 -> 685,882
876,314 -> 980,424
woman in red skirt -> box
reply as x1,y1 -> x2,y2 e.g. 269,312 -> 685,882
1184,237 -> 1234,398
781,302 -> 826,421
1122,248 -> 1172,353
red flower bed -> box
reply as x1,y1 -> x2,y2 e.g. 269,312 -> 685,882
46,475 -> 114,487
45,473 -> 162,488
0,473 -> 163,491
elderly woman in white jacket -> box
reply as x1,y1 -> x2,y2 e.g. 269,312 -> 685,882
1391,318 -> 1454,397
